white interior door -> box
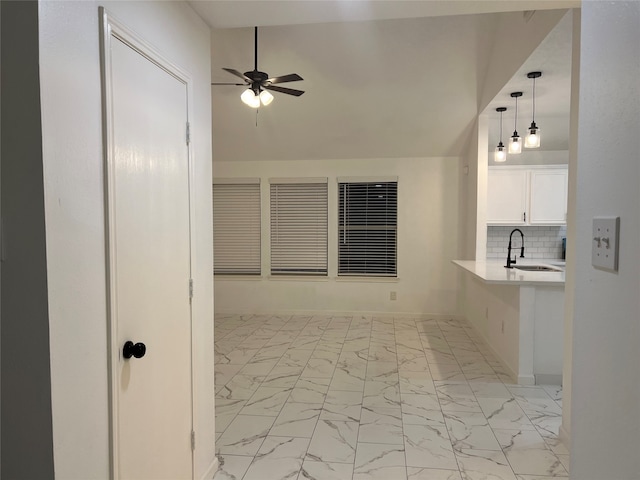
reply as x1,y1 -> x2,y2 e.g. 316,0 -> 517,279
107,33 -> 193,479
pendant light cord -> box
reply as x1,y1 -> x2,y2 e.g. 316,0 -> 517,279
499,110 -> 503,143
514,95 -> 518,133
532,77 -> 536,123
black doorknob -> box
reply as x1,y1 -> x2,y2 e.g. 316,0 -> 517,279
123,341 -> 146,359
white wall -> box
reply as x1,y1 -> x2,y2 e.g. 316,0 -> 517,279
560,7 -> 580,448
461,119 -> 480,260
214,157 -> 459,316
533,287 -> 564,379
487,149 -> 569,167
570,2 -> 640,478
459,9 -> 567,265
479,9 -> 569,112
462,275 -> 521,378
461,275 -> 564,384
37,2 -> 215,478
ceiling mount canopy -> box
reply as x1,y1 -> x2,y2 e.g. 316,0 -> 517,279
211,26 -> 305,108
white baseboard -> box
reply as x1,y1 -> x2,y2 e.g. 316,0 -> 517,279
200,456 -> 218,480
559,424 -> 570,452
517,374 -> 536,385
214,309 -> 462,320
535,373 -> 563,385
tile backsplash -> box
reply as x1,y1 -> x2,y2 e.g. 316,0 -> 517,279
487,225 -> 566,260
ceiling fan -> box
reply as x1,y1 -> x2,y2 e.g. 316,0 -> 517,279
211,26 -> 304,108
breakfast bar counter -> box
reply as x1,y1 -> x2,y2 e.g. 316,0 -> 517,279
453,259 -> 565,385
452,260 -> 565,286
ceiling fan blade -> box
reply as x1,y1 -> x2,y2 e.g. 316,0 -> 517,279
211,82 -> 246,86
264,85 -> 305,97
267,73 -> 304,84
222,68 -> 251,83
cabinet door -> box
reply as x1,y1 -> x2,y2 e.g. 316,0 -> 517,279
529,168 -> 568,224
487,169 -> 528,225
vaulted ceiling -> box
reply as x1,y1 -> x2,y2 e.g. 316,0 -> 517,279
189,1 -> 578,162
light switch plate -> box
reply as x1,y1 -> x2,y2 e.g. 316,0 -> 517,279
592,216 -> 620,271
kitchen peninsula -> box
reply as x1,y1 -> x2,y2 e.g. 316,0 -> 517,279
453,259 -> 565,385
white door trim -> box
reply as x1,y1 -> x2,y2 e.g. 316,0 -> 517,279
99,8 -> 197,478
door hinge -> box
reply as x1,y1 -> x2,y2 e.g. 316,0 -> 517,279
191,430 -> 195,451
189,278 -> 194,300
186,122 -> 191,145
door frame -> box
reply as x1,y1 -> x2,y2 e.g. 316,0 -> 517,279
99,8 -> 197,478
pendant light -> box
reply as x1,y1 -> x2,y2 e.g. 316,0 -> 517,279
509,92 -> 523,154
525,71 -> 542,148
494,107 -> 507,163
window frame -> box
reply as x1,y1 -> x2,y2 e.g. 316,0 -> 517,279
212,178 -> 262,276
269,177 -> 329,276
337,178 -> 398,277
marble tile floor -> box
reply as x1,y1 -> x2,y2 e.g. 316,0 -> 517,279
213,314 -> 568,480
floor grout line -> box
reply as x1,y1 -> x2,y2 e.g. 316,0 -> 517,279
214,313 -> 567,480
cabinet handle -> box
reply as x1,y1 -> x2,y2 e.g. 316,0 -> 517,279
523,212 -> 526,222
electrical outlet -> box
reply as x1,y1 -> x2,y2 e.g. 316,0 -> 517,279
501,320 -> 505,334
592,216 -> 620,271
390,291 -> 397,301
485,307 -> 489,319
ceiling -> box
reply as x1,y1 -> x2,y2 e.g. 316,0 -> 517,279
189,1 -> 576,29
189,1 -> 578,162
485,11 -> 573,153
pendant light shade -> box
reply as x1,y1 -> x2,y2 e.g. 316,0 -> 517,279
525,71 -> 542,148
494,107 -> 507,163
509,134 -> 522,154
259,89 -> 274,106
241,88 -> 261,108
509,92 -> 523,155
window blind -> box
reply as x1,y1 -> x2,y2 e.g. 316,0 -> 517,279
270,181 -> 328,275
338,181 -> 397,276
212,182 -> 261,275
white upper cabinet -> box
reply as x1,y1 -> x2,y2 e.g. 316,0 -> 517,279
487,165 -> 568,226
529,169 -> 568,224
487,169 -> 528,225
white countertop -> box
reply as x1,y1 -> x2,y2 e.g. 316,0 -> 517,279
452,259 -> 565,286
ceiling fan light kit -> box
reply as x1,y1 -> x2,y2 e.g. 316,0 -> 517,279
212,26 -> 304,108
240,88 -> 260,108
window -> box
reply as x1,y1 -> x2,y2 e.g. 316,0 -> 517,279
212,179 -> 261,275
270,178 -> 328,275
338,180 -> 397,276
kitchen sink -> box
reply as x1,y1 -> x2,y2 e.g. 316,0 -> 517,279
513,265 -> 562,272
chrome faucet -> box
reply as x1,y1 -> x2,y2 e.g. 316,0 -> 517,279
505,228 -> 525,268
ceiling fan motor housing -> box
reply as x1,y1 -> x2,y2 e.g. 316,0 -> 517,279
246,70 -> 269,94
